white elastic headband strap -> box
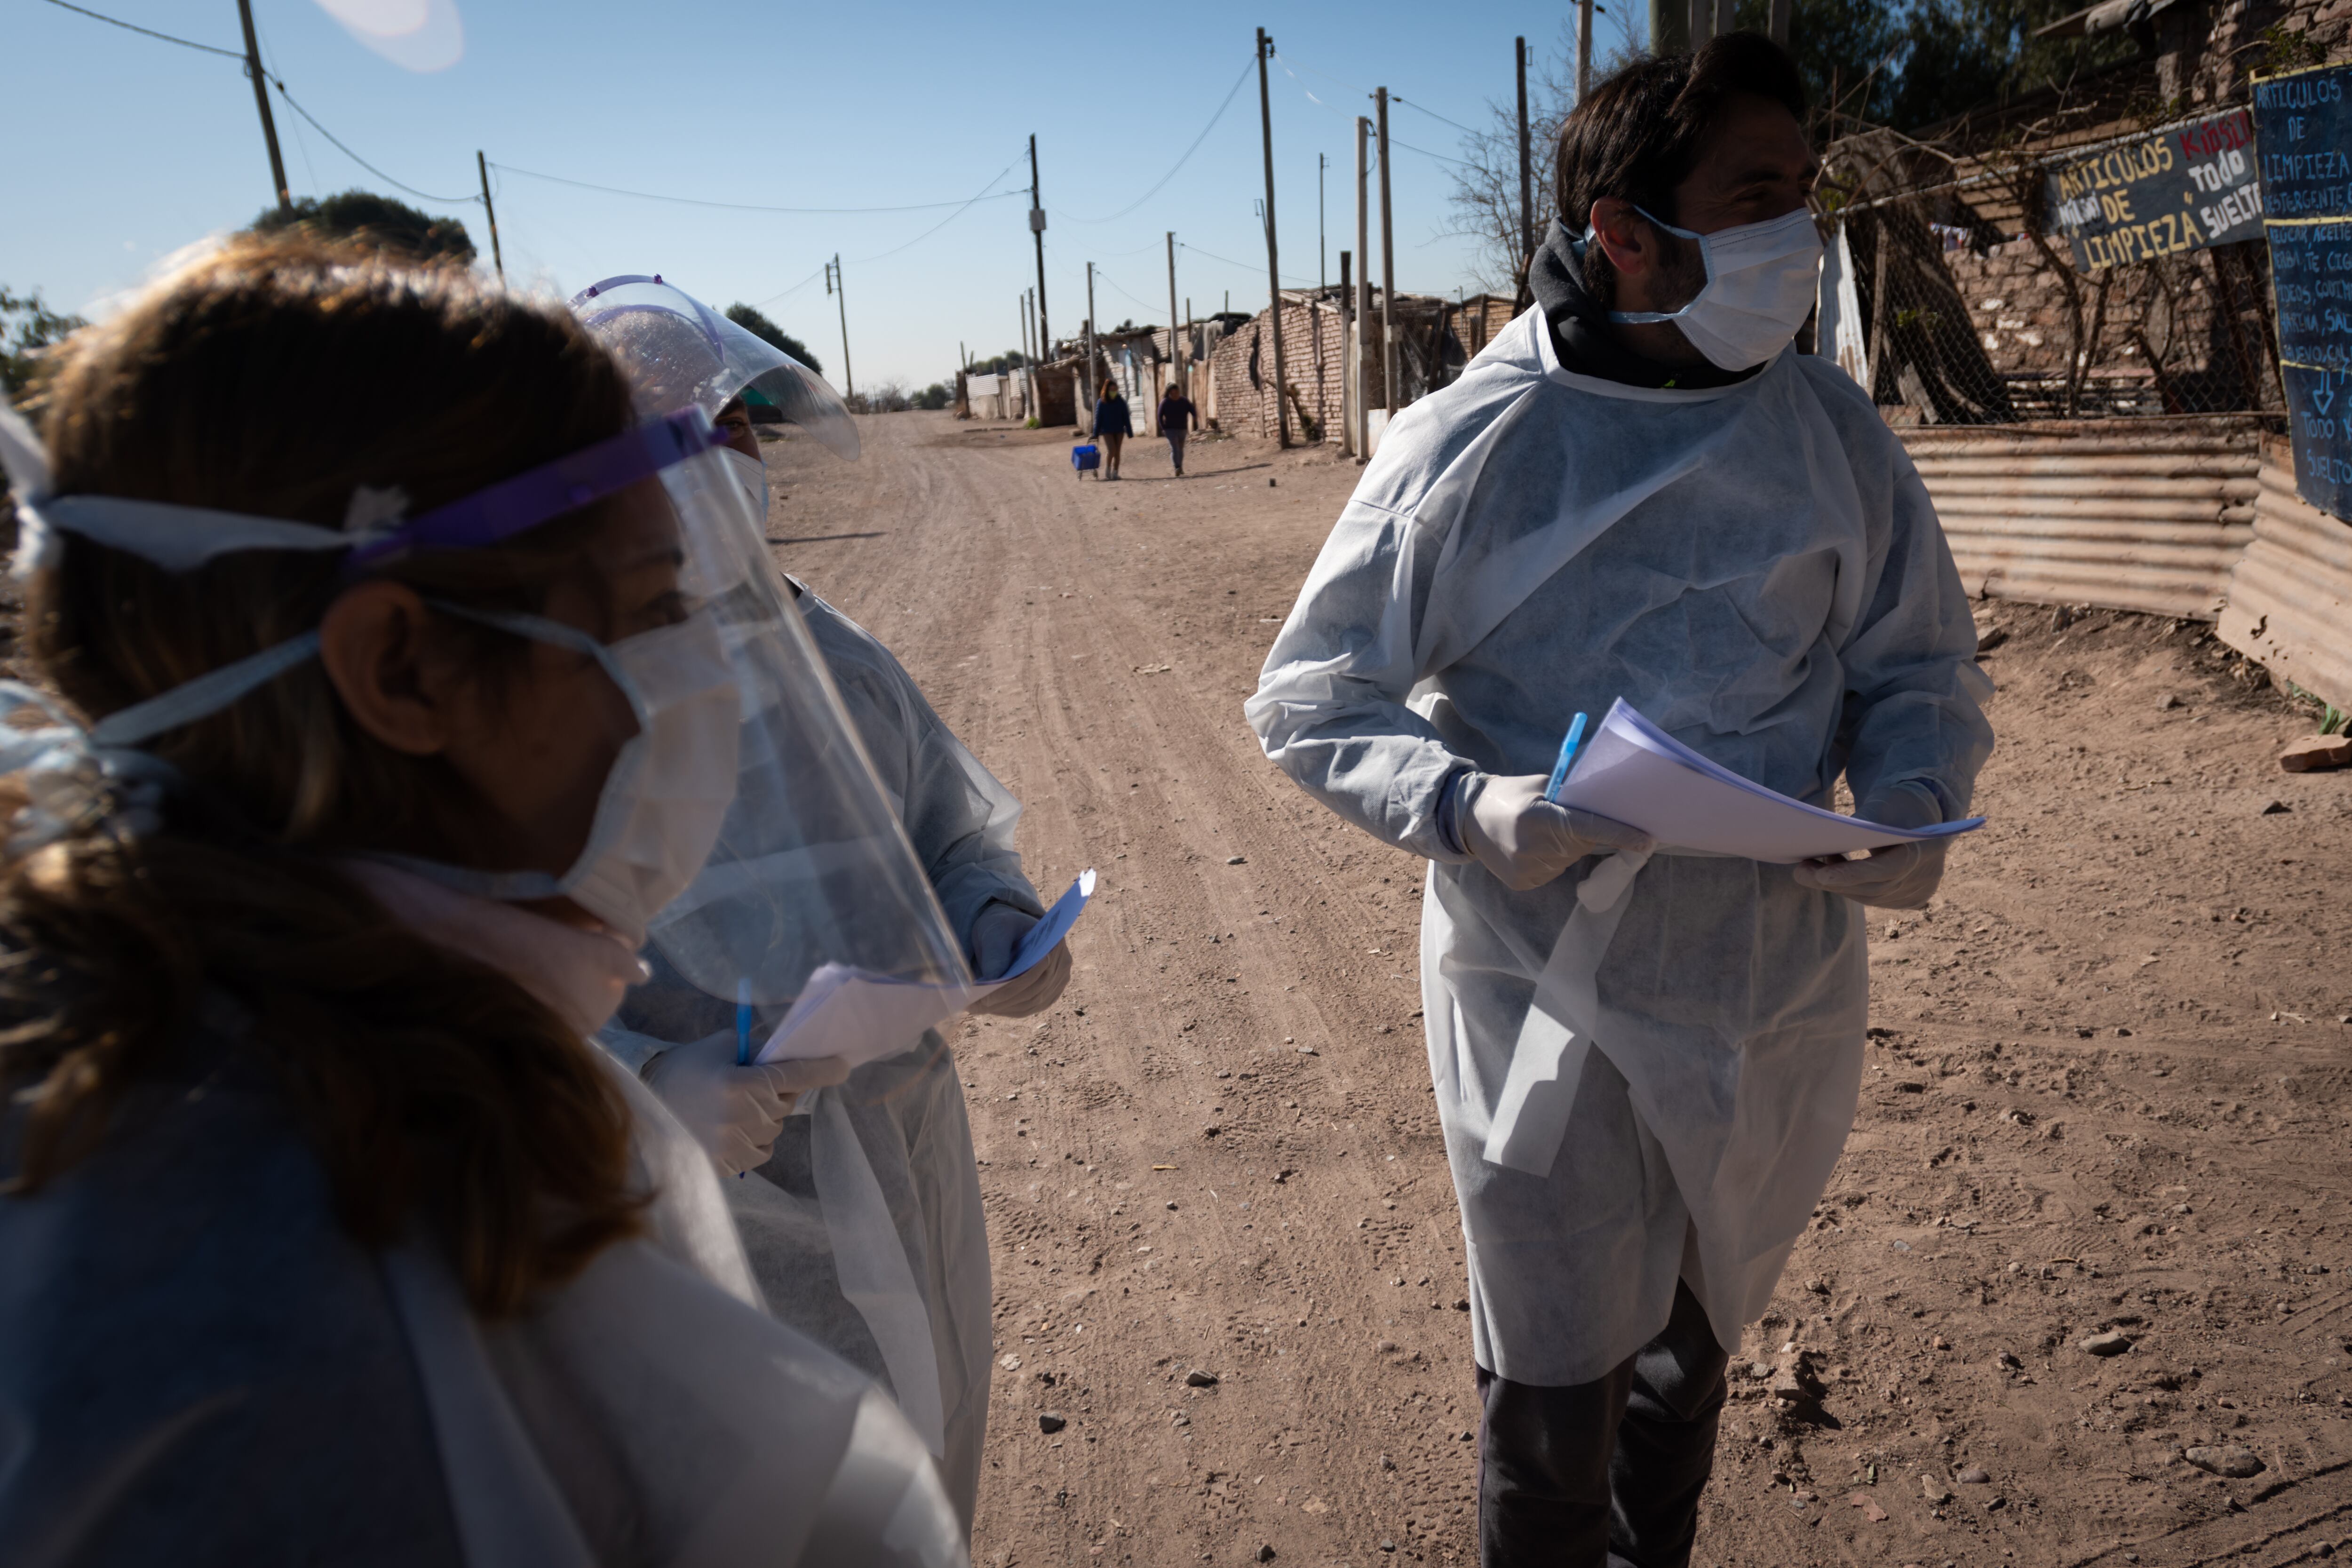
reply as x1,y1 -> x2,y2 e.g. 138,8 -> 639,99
24,495 -> 353,573
87,632 -> 325,748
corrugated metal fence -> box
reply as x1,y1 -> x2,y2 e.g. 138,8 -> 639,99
2218,441 -> 2352,709
1898,421 -> 2352,706
1904,424 -> 2260,621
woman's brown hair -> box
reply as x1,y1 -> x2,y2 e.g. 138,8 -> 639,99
1099,377 -> 1119,402
2,236 -> 653,1315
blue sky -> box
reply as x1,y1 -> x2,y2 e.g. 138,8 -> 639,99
8,0 -> 1647,389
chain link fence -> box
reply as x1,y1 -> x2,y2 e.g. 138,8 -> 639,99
1825,139 -> 2285,425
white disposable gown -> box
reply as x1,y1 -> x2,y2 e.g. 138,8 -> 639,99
605,582 -> 1040,1529
1247,307 -> 1992,1387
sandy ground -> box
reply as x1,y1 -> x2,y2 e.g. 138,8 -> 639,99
762,409 -> 2352,1568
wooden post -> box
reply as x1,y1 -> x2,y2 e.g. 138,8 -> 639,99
1257,26 -> 1291,447
1355,112 -> 1373,456
236,0 -> 290,212
1517,38 -> 1534,309
1377,88 -> 1397,414
1578,0 -> 1594,100
475,151 -> 504,283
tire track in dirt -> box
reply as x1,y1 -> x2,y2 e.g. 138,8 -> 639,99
760,414 -> 2352,1568
766,415 -> 1483,1566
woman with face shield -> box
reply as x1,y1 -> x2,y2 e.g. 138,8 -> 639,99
0,240 -> 966,1568
573,276 -> 1071,1529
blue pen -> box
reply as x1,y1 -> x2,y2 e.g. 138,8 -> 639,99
735,977 -> 754,1067
1543,712 -> 1589,804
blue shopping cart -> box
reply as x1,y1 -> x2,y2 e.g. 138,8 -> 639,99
1071,443 -> 1101,478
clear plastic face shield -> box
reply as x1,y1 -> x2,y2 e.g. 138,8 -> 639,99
565,279 -> 970,1043
569,275 -> 860,461
0,403 -> 958,1017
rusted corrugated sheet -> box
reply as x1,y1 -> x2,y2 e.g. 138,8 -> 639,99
2217,446 -> 2352,709
1901,428 -> 2260,619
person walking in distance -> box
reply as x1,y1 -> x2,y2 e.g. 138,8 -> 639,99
1249,35 -> 1991,1568
1091,376 -> 1132,480
1158,378 -> 1199,477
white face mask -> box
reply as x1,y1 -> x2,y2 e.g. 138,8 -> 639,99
392,605 -> 744,945
719,446 -> 771,526
1604,205 -> 1823,372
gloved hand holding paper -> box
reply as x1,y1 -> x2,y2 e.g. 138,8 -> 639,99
755,870 -> 1096,1066
1551,700 -> 1983,862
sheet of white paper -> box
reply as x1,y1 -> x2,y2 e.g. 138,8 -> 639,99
756,870 -> 1097,1066
1552,700 -> 1984,863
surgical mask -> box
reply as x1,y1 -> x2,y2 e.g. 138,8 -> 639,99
1601,205 -> 1823,372
379,605 -> 742,943
719,446 -> 771,525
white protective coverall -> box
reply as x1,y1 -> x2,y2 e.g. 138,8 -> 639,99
1247,306 -> 1992,1387
605,581 -> 1040,1528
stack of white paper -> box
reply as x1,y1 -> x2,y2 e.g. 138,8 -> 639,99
1552,700 -> 1982,863
757,869 -> 1096,1066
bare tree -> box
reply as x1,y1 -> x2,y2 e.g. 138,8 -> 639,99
1445,18 -> 1648,296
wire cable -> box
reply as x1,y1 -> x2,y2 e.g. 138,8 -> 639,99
1389,135 -> 1474,169
39,0 -> 244,59
750,264 -> 830,309
1394,97 -> 1483,137
490,161 -> 1027,215
1059,55 -> 1256,224
1177,241 -> 1320,291
848,156 -> 1028,263
270,79 -> 476,204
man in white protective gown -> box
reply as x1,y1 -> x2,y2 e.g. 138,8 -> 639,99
1246,35 -> 1992,1568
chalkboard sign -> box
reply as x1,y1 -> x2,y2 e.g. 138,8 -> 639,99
2253,63 -> 2352,519
2044,109 -> 2265,272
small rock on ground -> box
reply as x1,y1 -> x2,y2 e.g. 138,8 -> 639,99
1037,1412 -> 1066,1433
2185,1444 -> 2265,1478
1186,1369 -> 1219,1387
1956,1466 -> 1991,1484
2081,1331 -> 2134,1356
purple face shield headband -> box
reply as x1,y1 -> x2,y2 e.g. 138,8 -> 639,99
344,405 -> 724,569
0,404 -> 727,754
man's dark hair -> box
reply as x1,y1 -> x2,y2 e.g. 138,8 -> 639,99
1556,32 -> 1806,304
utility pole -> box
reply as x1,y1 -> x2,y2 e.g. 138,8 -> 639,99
1769,0 -> 1792,44
1319,152 -> 1329,292
1354,112 -> 1371,458
1376,87 -> 1397,416
236,0 -> 290,213
825,255 -> 853,397
1516,39 -> 1534,308
1690,0 -> 1713,49
1085,261 -> 1097,406
1255,26 -> 1291,447
1167,231 -> 1181,395
1652,0 -> 1690,54
1028,134 -> 1051,362
476,151 -> 504,284
1338,247 -> 1352,454
1578,0 -> 1595,101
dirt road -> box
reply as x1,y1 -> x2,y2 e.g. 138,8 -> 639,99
763,410 -> 2352,1568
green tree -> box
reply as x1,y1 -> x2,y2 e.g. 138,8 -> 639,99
914,382 -> 952,410
2,287 -> 89,400
723,303 -> 823,376
249,191 -> 475,264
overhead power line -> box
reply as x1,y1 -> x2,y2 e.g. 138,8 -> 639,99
40,0 -> 244,59
1061,55 -> 1257,225
848,155 -> 1028,263
1178,241 -> 1319,291
490,162 -> 1029,215
271,80 -> 474,204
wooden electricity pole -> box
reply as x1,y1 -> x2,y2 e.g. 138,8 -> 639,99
825,255 -> 853,397
1167,231 -> 1181,391
1578,0 -> 1595,100
1516,38 -> 1534,307
476,151 -> 505,283
1376,87 -> 1397,415
235,0 -> 290,213
1029,135 -> 1051,362
1256,26 -> 1291,447
1354,112 -> 1371,458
